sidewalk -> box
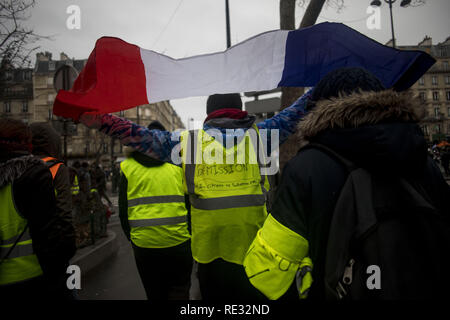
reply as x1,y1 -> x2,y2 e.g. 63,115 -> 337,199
69,188 -> 120,274
70,230 -> 119,275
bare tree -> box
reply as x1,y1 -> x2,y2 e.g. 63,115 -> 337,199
279,0 -> 328,170
0,0 -> 49,68
278,0 -> 426,170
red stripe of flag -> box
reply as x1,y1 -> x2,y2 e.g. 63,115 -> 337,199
53,37 -> 148,120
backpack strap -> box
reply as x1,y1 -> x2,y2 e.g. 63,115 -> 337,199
300,143 -> 358,172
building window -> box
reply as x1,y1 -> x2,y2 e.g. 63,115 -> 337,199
418,77 -> 425,85
434,106 -> 440,118
436,124 -> 441,133
419,92 -> 426,102
23,71 -> 31,81
432,76 -> 438,85
48,109 -> 53,120
4,101 -> 11,113
448,106 -> 450,117
119,110 -> 125,117
22,101 -> 28,113
444,61 -> 449,71
103,143 -> 108,154
422,125 -> 428,136
447,91 -> 450,101
433,91 -> 439,101
5,71 -> 13,81
446,75 -> 450,85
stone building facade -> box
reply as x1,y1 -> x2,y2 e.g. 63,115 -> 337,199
398,36 -> 450,143
0,63 -> 34,124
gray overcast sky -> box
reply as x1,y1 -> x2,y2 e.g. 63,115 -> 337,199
25,0 -> 450,127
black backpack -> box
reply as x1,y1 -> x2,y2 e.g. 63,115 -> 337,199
307,144 -> 450,300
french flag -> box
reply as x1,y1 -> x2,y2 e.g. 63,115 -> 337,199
53,22 -> 435,120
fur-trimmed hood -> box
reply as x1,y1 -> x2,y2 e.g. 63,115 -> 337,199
0,155 -> 44,188
296,89 -> 428,173
297,90 -> 424,144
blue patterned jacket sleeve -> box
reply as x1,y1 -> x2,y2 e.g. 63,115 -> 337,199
97,114 -> 178,164
256,88 -> 313,145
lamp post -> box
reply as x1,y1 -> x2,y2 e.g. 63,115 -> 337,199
370,0 -> 411,48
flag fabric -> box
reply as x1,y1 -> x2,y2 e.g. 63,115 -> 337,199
53,22 -> 435,120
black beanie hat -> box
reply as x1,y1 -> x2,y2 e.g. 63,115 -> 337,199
147,120 -> 166,131
311,67 -> 386,102
206,93 -> 242,115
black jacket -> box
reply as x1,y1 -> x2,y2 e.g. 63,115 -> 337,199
119,149 -> 191,241
271,90 -> 450,299
30,122 -> 76,244
0,153 -> 76,297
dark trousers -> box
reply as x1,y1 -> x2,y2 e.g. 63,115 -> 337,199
132,240 -> 193,300
197,258 -> 267,301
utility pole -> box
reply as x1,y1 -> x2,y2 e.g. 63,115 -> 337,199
225,0 -> 231,48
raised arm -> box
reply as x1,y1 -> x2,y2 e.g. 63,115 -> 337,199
257,88 -> 312,146
80,113 -> 178,164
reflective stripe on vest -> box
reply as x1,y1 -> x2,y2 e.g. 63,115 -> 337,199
0,230 -> 32,246
180,125 -> 270,265
0,184 -> 43,285
121,158 -> 190,249
128,195 -> 185,207
128,215 -> 187,228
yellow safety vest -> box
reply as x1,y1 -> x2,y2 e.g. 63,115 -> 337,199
0,184 -> 43,285
71,175 -> 80,195
243,214 -> 313,300
180,125 -> 270,265
121,158 -> 190,248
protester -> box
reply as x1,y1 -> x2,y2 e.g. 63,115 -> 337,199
71,89 -> 311,300
30,122 -> 76,252
89,163 -> 108,239
91,163 -> 112,206
0,119 -> 76,300
243,67 -> 450,300
76,162 -> 93,246
119,120 -> 192,300
112,163 -> 120,194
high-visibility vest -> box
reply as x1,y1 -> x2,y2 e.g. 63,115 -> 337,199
243,214 -> 313,300
41,157 -> 62,179
0,184 -> 44,285
120,158 -> 190,248
180,125 -> 270,265
71,175 -> 80,195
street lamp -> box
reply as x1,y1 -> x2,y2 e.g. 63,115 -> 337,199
370,0 -> 411,48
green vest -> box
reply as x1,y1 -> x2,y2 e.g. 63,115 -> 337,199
0,184 -> 43,285
121,158 -> 190,248
181,125 -> 270,265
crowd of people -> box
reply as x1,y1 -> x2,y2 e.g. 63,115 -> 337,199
1,67 -> 449,301
0,121 -> 114,299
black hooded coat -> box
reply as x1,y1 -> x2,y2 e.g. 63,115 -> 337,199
271,90 -> 450,299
